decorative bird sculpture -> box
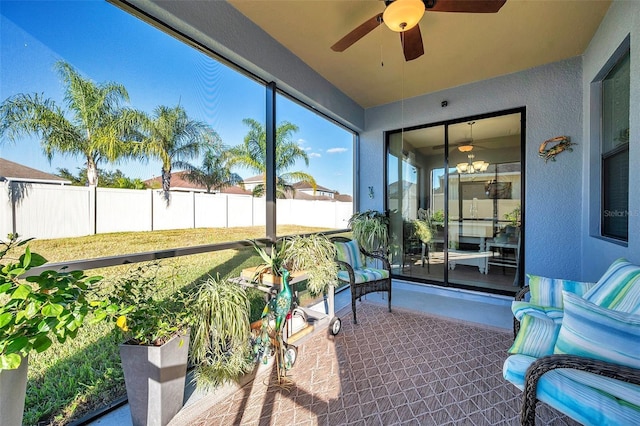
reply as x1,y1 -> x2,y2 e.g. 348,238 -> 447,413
253,268 -> 295,387
273,268 -> 292,333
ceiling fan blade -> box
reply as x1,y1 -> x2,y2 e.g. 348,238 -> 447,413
428,0 -> 506,13
401,25 -> 424,61
331,13 -> 383,52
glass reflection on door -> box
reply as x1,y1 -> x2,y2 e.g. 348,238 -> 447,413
386,112 -> 522,293
387,126 -> 446,284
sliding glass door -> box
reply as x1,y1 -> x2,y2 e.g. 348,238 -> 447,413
386,110 -> 524,294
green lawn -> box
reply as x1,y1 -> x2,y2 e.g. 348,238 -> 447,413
16,225 -> 331,425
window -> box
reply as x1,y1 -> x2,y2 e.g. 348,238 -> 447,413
1,2 -> 355,424
601,51 -> 630,241
0,1 -> 354,252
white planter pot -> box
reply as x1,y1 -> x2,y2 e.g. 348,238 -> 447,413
0,355 -> 28,426
120,331 -> 190,426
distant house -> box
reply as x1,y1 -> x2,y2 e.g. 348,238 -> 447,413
143,171 -> 251,195
241,174 -> 264,193
0,158 -> 70,185
292,181 -> 336,199
242,174 -> 351,201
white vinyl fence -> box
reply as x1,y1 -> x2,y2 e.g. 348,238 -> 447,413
0,181 -> 352,240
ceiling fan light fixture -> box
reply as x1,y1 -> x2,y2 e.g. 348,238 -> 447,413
383,0 -> 425,32
458,144 -> 473,152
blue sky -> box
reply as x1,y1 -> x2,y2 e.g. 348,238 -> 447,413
0,0 -> 353,195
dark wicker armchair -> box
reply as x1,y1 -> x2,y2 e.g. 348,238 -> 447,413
513,285 -> 530,338
330,236 -> 391,324
511,286 -> 640,425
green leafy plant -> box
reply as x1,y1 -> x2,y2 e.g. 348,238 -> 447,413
92,263 -> 186,346
431,209 -> 445,223
504,205 -> 521,227
188,275 -> 253,390
282,234 -> 337,295
248,239 -> 287,278
0,236 -> 102,370
411,219 -> 433,243
348,210 -> 390,253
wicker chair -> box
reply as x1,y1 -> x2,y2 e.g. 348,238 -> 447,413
510,286 -> 640,425
330,236 -> 391,324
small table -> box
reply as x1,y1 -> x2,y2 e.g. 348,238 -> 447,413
448,250 -> 491,274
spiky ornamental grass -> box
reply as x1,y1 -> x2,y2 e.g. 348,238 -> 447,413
283,234 -> 337,296
348,210 -> 389,253
188,275 -> 254,390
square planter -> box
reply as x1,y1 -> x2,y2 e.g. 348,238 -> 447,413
120,331 -> 190,426
241,267 -> 307,285
0,355 -> 28,426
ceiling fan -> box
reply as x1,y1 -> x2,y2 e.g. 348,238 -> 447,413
331,0 -> 507,61
433,121 -> 485,152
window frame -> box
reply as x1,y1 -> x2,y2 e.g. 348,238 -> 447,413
592,41 -> 630,243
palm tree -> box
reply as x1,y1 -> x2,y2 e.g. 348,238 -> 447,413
182,132 -> 244,193
138,105 -> 210,192
229,118 -> 316,198
0,61 -> 142,186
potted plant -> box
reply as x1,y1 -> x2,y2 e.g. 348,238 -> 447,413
93,263 -> 189,426
348,210 -> 390,254
503,205 -> 521,242
242,239 -> 289,284
281,234 -> 337,296
245,235 -> 338,296
187,274 -> 254,390
411,218 -> 433,245
0,235 -> 103,426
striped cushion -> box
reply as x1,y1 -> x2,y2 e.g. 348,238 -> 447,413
554,291 -> 640,369
334,240 -> 363,270
584,258 -> 640,314
504,354 -> 640,425
511,301 -> 564,322
337,268 -> 389,284
527,274 -> 596,308
509,314 -> 561,357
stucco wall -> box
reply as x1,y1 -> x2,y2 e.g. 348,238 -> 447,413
580,0 -> 640,279
362,57 -> 584,280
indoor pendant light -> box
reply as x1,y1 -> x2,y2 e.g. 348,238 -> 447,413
383,0 -> 425,32
456,154 -> 489,174
458,121 -> 476,153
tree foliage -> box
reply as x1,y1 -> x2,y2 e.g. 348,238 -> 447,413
182,132 -> 244,193
57,167 -> 147,189
0,61 -> 144,186
229,118 -> 317,198
137,105 -> 211,192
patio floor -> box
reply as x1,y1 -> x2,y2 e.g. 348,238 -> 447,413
88,283 -> 577,425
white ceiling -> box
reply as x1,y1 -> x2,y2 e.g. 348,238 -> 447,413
228,0 -> 611,109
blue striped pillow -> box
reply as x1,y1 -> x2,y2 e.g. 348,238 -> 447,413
509,314 -> 561,357
334,240 -> 363,270
337,267 -> 389,284
527,274 -> 595,308
554,291 -> 640,369
584,258 -> 640,314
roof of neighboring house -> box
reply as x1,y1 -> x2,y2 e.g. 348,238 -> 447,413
0,158 -> 71,184
242,176 -> 351,201
334,193 -> 353,202
243,174 -> 265,184
292,181 -> 336,194
144,171 -> 251,195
